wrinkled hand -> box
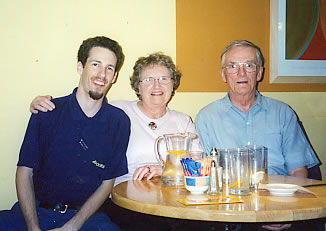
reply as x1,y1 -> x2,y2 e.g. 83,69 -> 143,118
30,95 -> 55,114
133,165 -> 162,181
262,223 -> 292,231
133,178 -> 159,192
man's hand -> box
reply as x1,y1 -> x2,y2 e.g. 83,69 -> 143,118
288,166 -> 308,178
133,165 -> 162,181
261,224 -> 292,230
30,95 -> 55,114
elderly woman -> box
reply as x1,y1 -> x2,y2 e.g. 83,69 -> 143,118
30,52 -> 200,186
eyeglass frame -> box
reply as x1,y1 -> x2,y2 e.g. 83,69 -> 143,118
224,62 -> 258,74
139,76 -> 172,86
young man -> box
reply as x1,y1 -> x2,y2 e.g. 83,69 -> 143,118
0,36 -> 130,231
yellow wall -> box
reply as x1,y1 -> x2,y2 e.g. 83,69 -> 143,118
1,0 -> 325,211
0,0 -> 176,209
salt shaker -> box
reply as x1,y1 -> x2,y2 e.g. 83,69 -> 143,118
208,160 -> 219,195
208,148 -> 222,194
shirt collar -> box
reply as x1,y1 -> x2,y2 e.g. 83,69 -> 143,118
220,93 -> 233,112
253,91 -> 268,111
221,91 -> 266,112
69,88 -> 108,121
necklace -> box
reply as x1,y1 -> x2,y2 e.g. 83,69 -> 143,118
148,121 -> 157,130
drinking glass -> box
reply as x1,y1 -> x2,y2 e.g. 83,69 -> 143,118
229,148 -> 250,195
218,149 -> 231,195
247,145 -> 268,191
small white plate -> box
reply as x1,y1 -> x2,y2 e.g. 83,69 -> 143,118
265,184 -> 298,196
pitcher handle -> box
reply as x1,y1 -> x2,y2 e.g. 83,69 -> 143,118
154,136 -> 165,167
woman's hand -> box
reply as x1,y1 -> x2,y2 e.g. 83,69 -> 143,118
30,95 -> 55,114
133,165 -> 163,181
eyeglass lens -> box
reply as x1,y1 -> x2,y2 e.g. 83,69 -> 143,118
141,77 -> 171,85
226,63 -> 256,73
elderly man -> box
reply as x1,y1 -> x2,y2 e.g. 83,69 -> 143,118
196,40 -> 319,177
0,36 -> 130,231
195,40 -> 320,230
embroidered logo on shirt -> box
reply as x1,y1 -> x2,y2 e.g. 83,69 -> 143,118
92,160 -> 105,169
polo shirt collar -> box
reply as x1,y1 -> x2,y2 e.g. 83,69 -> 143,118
69,88 -> 108,122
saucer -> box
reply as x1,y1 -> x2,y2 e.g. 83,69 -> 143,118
265,184 -> 298,196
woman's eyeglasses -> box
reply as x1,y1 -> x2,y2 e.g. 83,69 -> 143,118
140,76 -> 171,86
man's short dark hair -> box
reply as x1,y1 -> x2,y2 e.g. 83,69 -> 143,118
78,36 -> 125,73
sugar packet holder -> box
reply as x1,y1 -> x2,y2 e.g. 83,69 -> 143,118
180,157 -> 212,176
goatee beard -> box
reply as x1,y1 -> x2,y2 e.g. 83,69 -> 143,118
89,90 -> 103,100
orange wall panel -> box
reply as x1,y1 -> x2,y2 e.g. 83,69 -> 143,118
176,0 -> 326,92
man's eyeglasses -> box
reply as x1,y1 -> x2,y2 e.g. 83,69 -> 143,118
140,76 -> 171,86
224,62 -> 257,74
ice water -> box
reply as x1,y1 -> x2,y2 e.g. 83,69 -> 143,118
161,150 -> 187,186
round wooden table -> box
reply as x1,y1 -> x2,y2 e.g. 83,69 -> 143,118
111,175 -> 326,223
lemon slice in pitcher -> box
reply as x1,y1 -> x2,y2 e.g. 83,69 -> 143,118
230,180 -> 241,189
167,150 -> 187,155
251,171 -> 265,184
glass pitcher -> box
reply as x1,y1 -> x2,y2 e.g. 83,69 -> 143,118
155,132 -> 197,186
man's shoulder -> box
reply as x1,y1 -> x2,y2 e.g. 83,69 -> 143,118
198,98 -> 225,115
51,94 -> 71,106
195,98 -> 226,125
260,95 -> 290,110
101,103 -> 131,138
32,94 -> 71,120
102,102 -> 131,122
26,94 -> 72,135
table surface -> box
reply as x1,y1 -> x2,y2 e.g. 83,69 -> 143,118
111,175 -> 326,223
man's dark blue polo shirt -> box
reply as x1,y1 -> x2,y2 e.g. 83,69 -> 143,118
17,88 -> 130,206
